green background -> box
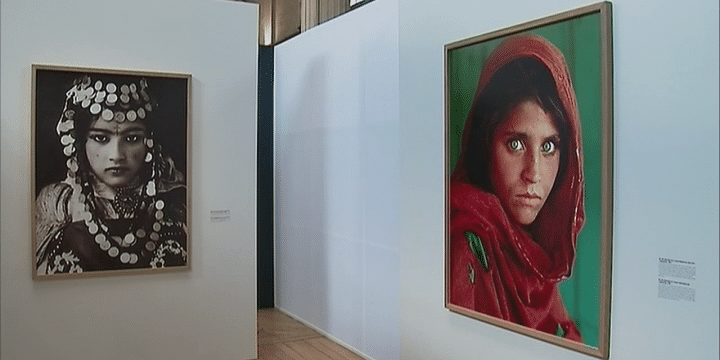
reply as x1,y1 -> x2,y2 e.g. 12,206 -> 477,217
446,13 -> 602,348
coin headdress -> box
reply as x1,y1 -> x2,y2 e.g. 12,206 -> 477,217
56,75 -> 165,196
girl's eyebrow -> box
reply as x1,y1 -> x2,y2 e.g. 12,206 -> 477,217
88,125 -> 146,134
545,134 -> 561,143
498,131 -> 529,141
499,130 -> 560,141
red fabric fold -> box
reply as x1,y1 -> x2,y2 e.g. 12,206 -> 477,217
450,182 -> 581,341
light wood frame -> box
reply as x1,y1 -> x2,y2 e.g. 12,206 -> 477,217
443,2 -> 613,358
32,65 -> 192,280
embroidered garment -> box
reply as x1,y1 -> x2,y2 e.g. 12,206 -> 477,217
450,182 -> 581,341
36,181 -> 187,274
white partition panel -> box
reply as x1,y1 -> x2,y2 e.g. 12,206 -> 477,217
398,0 -> 718,359
1,1 -> 259,359
274,1 -> 400,359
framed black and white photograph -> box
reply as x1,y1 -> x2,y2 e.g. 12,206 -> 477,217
444,2 -> 612,357
32,65 -> 191,279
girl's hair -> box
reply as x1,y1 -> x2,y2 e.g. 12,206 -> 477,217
464,57 -> 570,193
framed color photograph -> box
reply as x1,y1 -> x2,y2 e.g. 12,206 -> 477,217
32,65 -> 191,280
444,2 -> 612,358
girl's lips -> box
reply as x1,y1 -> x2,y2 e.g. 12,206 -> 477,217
106,167 -> 129,175
515,193 -> 542,206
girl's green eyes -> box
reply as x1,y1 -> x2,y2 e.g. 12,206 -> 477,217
541,140 -> 556,154
508,139 -> 523,151
506,139 -> 557,154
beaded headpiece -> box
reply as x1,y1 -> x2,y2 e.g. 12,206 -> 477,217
56,75 -> 163,196
56,75 -> 155,156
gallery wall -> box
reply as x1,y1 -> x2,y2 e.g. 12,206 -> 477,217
274,0 -> 400,359
0,1 -> 259,359
398,0 -> 718,359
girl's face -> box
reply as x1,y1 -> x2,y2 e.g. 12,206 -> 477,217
489,100 -> 560,226
85,119 -> 147,189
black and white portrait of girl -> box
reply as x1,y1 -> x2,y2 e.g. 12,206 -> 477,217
33,67 -> 190,277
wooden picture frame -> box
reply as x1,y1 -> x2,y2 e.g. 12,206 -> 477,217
32,65 -> 191,280
444,2 -> 612,357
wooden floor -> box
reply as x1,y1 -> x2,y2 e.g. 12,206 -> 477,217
257,308 -> 367,360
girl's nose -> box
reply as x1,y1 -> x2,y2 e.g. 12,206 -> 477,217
521,150 -> 541,183
107,139 -> 125,162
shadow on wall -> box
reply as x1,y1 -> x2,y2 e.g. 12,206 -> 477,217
276,57 -> 330,331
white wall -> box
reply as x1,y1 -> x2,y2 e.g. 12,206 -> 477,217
398,0 -> 719,360
274,0 -> 400,359
0,1 -> 258,359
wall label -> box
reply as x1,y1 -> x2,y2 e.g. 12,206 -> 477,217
658,257 -> 696,302
211,210 -> 231,222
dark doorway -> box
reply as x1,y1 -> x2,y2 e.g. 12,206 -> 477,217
257,45 -> 274,308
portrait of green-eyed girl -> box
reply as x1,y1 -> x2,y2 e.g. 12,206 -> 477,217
449,35 -> 585,341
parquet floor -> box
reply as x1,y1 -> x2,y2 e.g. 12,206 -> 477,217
257,308 -> 368,360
